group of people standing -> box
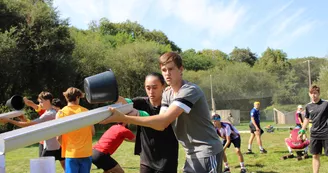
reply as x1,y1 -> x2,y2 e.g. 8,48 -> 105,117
1,52 -> 327,173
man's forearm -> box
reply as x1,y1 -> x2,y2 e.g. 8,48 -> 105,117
302,118 -> 309,130
125,113 -> 173,131
223,140 -> 231,150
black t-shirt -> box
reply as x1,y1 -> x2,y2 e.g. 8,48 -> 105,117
132,97 -> 178,172
305,99 -> 328,139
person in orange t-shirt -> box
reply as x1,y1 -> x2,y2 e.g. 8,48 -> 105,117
56,87 -> 95,173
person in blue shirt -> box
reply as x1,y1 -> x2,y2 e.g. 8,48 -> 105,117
246,101 -> 267,154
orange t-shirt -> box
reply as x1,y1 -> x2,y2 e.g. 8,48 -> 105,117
57,105 -> 92,158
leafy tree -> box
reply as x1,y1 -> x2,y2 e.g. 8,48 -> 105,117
0,0 -> 75,102
229,47 -> 257,66
255,47 -> 291,76
181,49 -> 214,71
289,57 -> 327,88
105,41 -> 171,97
272,69 -> 301,104
316,65 -> 328,99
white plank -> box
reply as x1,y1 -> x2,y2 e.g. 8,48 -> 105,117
0,103 -> 132,154
0,111 -> 24,119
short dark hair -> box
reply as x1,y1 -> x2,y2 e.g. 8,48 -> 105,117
38,91 -> 53,102
159,52 -> 183,68
309,85 -> 320,94
52,98 -> 64,109
63,87 -> 84,102
146,72 -> 165,86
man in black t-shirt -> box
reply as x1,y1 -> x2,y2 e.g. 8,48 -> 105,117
124,73 -> 179,173
298,85 -> 328,173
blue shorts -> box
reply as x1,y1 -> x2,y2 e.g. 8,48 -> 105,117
65,156 -> 92,173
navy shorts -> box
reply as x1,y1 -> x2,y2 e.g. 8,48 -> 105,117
223,136 -> 241,148
249,123 -> 264,135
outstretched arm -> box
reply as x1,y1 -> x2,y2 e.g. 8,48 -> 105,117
23,97 -> 39,110
101,104 -> 183,131
0,117 -> 36,127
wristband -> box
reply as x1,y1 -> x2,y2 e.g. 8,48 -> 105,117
35,105 -> 42,112
298,129 -> 306,134
138,110 -> 150,117
124,98 -> 133,104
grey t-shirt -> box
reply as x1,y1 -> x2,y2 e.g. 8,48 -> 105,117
161,81 -> 223,158
33,109 -> 61,151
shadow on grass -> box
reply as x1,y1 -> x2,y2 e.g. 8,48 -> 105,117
272,150 -> 289,154
122,166 -> 139,170
241,163 -> 265,168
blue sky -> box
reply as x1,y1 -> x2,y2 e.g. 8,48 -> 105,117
53,0 -> 328,58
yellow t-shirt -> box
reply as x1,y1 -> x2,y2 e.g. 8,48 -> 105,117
57,105 -> 92,158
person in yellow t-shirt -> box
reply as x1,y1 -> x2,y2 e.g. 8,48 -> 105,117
56,87 -> 95,173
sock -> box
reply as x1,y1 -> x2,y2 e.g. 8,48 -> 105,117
240,162 -> 245,169
248,144 -> 252,150
224,162 -> 229,168
287,146 -> 292,154
259,146 -> 264,150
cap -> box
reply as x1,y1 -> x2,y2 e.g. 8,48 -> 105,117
297,105 -> 303,109
212,114 -> 221,121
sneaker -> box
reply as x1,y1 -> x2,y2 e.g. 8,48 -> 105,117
281,155 -> 288,160
260,149 -> 267,154
303,153 -> 309,159
240,168 -> 247,173
245,149 -> 254,154
223,167 -> 231,173
287,153 -> 294,158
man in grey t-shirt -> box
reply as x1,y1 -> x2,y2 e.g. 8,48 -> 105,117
0,92 -> 65,170
102,52 -> 224,173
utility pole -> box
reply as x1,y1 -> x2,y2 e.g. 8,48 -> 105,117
210,75 -> 216,114
307,60 -> 311,88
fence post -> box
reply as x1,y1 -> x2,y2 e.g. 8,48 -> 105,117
30,157 -> 55,173
0,155 -> 5,173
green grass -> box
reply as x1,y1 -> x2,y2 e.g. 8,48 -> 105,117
5,131 -> 328,173
236,121 -> 295,131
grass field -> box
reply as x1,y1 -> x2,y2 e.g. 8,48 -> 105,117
5,124 -> 328,173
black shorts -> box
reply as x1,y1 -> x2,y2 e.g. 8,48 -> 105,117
223,136 -> 241,148
39,143 -> 44,157
249,123 -> 264,135
41,148 -> 65,161
92,149 -> 118,171
140,164 -> 177,173
310,139 -> 328,156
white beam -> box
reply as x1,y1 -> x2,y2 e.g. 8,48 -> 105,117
0,103 -> 133,154
0,111 -> 24,119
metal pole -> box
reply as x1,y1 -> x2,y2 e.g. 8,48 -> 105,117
210,75 -> 216,114
308,60 -> 311,88
308,60 -> 312,102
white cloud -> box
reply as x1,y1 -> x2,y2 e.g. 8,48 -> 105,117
157,0 -> 247,37
54,0 -> 247,35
